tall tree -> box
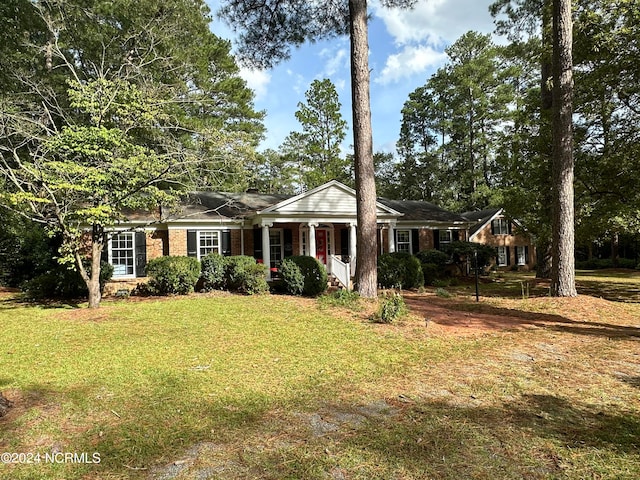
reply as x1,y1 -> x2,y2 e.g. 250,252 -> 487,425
550,0 -> 577,296
0,0 -> 262,307
218,0 -> 417,298
397,32 -> 512,211
281,78 -> 348,189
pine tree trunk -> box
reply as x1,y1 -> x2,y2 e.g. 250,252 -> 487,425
550,0 -> 577,297
349,0 -> 377,298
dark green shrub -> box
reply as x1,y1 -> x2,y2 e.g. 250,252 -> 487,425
288,256 -> 328,296
421,262 -> 440,286
575,258 -> 637,270
225,256 -> 269,294
200,253 -> 228,291
146,256 -> 200,295
415,249 -> 450,267
280,258 -> 305,295
372,291 -> 408,324
24,261 -> 113,300
377,252 -> 424,289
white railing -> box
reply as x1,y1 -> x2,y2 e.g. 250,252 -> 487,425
329,255 -> 351,290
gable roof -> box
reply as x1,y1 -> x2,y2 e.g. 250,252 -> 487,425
258,180 -> 401,218
461,208 -> 503,238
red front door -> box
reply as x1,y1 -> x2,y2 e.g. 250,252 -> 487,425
316,229 -> 327,265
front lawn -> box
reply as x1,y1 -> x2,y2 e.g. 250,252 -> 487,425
1,281 -> 639,479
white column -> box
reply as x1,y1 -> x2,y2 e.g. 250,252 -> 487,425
388,222 -> 396,254
308,222 -> 318,258
240,226 -> 245,255
262,223 -> 272,280
349,223 -> 357,261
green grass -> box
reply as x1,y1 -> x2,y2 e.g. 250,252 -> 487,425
1,282 -> 639,479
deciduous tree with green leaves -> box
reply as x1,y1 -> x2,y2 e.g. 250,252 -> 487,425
0,0 -> 262,307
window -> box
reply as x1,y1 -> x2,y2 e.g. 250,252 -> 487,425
198,231 -> 220,258
439,230 -> 453,245
111,232 -> 134,277
516,246 -> 527,265
497,246 -> 508,266
396,230 -> 411,253
492,218 -> 509,235
269,229 -> 283,269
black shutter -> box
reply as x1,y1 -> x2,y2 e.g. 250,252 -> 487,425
434,229 -> 440,250
135,231 -> 147,277
340,228 -> 349,257
411,229 -> 420,254
222,231 -> 232,256
253,228 -> 263,261
506,246 -> 511,266
508,221 -> 513,235
490,220 -> 496,235
452,230 -> 460,241
187,230 -> 197,257
525,246 -> 529,264
283,229 -> 293,257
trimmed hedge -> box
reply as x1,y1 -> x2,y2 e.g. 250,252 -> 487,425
286,256 -> 328,296
200,253 -> 227,291
146,256 -> 200,295
377,252 -> 424,289
198,255 -> 269,295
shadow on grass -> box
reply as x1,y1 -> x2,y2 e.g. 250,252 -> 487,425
404,295 -> 640,340
247,394 -> 640,480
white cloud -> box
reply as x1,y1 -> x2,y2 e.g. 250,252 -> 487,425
373,0 -> 496,46
239,68 -> 271,101
374,45 -> 447,85
320,47 -> 348,77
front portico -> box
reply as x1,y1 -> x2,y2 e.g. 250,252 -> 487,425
251,180 -> 401,280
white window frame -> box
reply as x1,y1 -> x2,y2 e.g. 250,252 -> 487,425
109,232 -> 136,278
198,230 -> 221,259
439,230 -> 453,245
492,218 -> 509,235
516,246 -> 526,266
269,228 -> 284,269
497,246 -> 508,266
396,230 -> 411,253
299,226 -> 333,258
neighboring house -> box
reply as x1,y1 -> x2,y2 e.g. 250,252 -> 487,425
462,208 -> 536,270
104,180 -> 472,290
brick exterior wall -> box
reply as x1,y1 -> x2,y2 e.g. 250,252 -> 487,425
168,229 -> 188,256
472,222 -> 535,269
148,230 -> 168,260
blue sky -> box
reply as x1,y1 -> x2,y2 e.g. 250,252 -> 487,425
206,0 -> 498,154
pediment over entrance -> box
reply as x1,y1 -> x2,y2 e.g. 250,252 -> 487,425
258,180 -> 401,218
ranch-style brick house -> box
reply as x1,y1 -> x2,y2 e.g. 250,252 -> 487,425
462,208 -> 536,270
104,180 -> 473,290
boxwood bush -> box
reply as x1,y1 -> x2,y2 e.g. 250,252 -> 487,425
377,252 -> 424,289
287,256 -> 328,296
146,256 -> 200,295
200,253 -> 227,291
225,256 -> 269,294
279,258 -> 305,295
